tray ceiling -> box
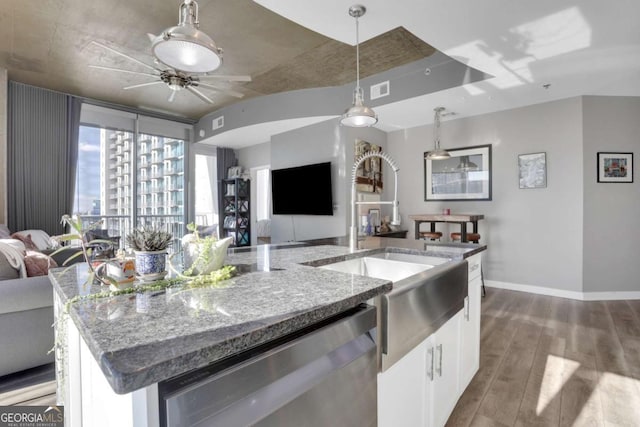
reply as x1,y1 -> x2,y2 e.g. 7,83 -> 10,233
0,0 -> 437,119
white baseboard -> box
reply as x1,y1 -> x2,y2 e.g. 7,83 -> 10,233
485,280 -> 640,301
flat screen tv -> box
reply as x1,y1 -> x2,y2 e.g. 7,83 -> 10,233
271,162 -> 333,215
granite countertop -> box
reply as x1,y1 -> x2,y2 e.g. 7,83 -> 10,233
50,241 -> 485,395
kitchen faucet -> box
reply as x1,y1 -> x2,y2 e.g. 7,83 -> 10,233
350,151 -> 400,251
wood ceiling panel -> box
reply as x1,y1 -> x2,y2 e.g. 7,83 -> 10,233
0,0 -> 439,119
247,27 -> 436,95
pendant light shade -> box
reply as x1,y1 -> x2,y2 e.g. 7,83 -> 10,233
456,156 -> 479,171
152,0 -> 223,73
341,87 -> 378,127
425,107 -> 451,160
340,5 -> 378,127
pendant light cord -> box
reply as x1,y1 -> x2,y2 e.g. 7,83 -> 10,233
433,108 -> 441,150
355,15 -> 360,90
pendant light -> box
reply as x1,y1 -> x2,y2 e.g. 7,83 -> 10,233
425,107 -> 451,160
340,5 -> 378,127
151,0 -> 223,73
456,156 -> 479,171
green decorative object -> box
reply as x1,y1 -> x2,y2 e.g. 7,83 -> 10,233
52,215 -> 120,288
125,227 -> 172,252
126,227 -> 173,280
181,223 -> 233,276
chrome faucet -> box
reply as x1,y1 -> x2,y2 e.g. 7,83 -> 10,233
350,151 -> 400,251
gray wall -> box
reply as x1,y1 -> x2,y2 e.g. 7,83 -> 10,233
269,118 -> 387,242
237,141 -> 271,170
386,98 -> 585,292
583,96 -> 640,292
195,54 -> 488,142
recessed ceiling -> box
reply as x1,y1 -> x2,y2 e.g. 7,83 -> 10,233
0,0 -> 437,119
255,0 -> 640,129
2,0 -> 640,135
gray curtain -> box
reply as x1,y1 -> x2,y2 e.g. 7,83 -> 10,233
7,82 -> 81,236
216,147 -> 237,237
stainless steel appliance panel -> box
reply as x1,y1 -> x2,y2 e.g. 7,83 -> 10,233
381,260 -> 468,370
161,305 -> 377,427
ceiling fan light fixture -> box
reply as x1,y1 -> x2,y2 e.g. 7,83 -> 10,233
151,0 -> 223,73
341,5 -> 377,128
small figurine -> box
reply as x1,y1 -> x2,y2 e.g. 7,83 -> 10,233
380,216 -> 391,233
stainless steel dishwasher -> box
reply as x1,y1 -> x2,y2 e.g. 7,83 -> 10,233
158,305 -> 377,427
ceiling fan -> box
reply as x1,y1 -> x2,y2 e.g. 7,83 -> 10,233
89,41 -> 251,104
88,0 -> 250,104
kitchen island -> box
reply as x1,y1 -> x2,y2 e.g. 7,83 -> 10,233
51,240 -> 485,426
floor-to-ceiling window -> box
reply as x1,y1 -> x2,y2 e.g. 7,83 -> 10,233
189,143 -> 218,237
75,104 -> 191,251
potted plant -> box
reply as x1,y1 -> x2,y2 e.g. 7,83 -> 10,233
126,227 -> 173,281
181,223 -> 233,276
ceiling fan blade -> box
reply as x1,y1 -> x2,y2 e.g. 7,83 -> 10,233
168,90 -> 177,103
195,82 -> 245,99
123,81 -> 165,90
89,65 -> 159,77
91,41 -> 159,72
198,74 -> 252,82
187,86 -> 214,104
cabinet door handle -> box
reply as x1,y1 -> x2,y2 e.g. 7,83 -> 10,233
470,263 -> 479,272
464,296 -> 470,321
427,347 -> 434,381
436,344 -> 443,377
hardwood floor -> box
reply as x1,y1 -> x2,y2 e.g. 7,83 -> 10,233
2,288 -> 640,426
448,288 -> 640,427
0,363 -> 56,406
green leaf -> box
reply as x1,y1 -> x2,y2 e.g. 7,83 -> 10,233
62,250 -> 85,266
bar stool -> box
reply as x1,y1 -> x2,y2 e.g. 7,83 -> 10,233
450,232 -> 481,243
420,231 -> 443,241
450,232 -> 486,297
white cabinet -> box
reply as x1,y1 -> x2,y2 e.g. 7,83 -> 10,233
378,339 -> 429,427
378,253 -> 483,427
378,310 -> 462,427
427,310 -> 463,427
459,254 -> 482,392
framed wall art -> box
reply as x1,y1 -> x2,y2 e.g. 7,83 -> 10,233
354,139 -> 383,194
518,152 -> 547,189
227,166 -> 243,179
597,152 -> 633,183
368,208 -> 380,228
424,144 -> 492,201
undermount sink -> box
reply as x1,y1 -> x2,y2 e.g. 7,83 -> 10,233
319,257 -> 432,282
318,251 -> 467,371
319,253 -> 450,283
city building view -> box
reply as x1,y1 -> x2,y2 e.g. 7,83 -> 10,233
75,126 -> 186,251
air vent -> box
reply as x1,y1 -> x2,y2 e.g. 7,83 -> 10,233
212,116 -> 224,130
370,81 -> 390,100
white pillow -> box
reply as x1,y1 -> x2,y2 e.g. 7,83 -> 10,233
13,229 -> 53,251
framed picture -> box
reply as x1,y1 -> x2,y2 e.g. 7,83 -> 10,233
597,152 -> 633,183
368,208 -> 380,228
354,139 -> 383,194
518,152 -> 547,189
227,166 -> 243,179
424,144 -> 492,201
